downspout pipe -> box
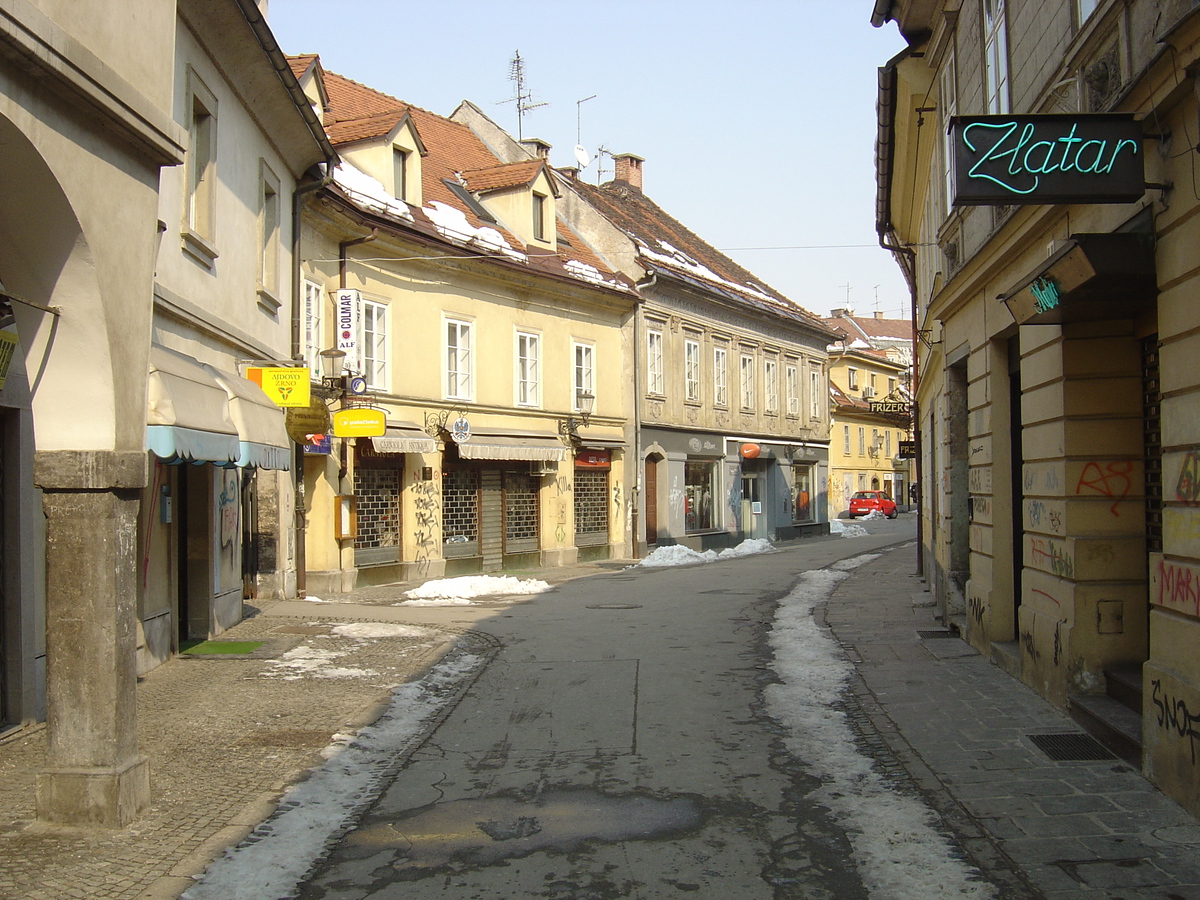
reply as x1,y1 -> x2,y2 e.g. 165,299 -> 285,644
633,270 -> 655,557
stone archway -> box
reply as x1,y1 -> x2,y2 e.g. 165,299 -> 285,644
0,114 -> 154,826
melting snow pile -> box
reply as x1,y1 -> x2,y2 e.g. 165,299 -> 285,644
637,538 -> 775,568
861,509 -> 887,521
400,574 -> 552,605
185,651 -> 485,900
766,554 -> 996,898
829,519 -> 869,538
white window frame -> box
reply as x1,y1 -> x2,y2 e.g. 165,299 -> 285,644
847,367 -> 858,391
940,51 -> 958,215
713,345 -> 728,407
361,299 -> 388,391
647,329 -> 664,396
257,160 -> 281,310
183,67 -> 218,266
685,338 -> 701,403
573,341 -> 595,410
843,425 -> 851,455
445,317 -> 474,401
810,366 -> 822,419
1077,0 -> 1098,24
786,363 -> 799,416
764,357 -> 778,414
515,330 -> 540,407
983,0 -> 1009,115
740,353 -> 755,411
302,279 -> 324,375
858,427 -> 866,457
393,147 -> 409,202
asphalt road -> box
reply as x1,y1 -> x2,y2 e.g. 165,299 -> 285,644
295,522 -> 917,900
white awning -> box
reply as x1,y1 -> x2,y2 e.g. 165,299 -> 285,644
456,433 -> 566,462
146,345 -> 240,465
205,366 -> 292,471
371,423 -> 438,455
575,429 -> 626,450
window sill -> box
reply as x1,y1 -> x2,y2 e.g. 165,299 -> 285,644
257,286 -> 282,315
181,229 -> 218,269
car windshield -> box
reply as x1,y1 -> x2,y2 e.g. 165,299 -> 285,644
851,492 -> 876,499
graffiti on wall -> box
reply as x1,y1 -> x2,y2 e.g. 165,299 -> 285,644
1075,460 -> 1132,516
411,473 -> 440,579
1176,450 -> 1200,505
1151,556 -> 1200,619
1151,678 -> 1200,765
1029,535 -> 1074,578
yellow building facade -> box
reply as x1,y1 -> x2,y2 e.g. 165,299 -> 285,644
875,0 -> 1200,814
294,63 -> 637,592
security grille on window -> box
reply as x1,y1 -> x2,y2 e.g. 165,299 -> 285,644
354,466 -> 400,554
443,468 -> 479,549
574,467 -> 609,545
503,471 -> 539,547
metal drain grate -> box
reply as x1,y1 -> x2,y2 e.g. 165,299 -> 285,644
917,630 -> 958,639
1028,732 -> 1116,761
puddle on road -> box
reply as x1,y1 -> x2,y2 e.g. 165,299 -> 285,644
346,788 -> 704,869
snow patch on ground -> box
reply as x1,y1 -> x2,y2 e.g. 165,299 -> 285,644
184,651 -> 484,900
829,518 -> 870,538
401,575 -> 552,604
766,555 -> 996,899
260,645 -> 378,681
636,538 -> 776,568
331,623 -> 440,640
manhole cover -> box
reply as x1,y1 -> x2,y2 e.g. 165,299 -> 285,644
586,603 -> 642,610
917,630 -> 957,639
1028,732 -> 1116,761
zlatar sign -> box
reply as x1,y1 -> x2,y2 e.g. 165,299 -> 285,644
951,114 -> 1144,206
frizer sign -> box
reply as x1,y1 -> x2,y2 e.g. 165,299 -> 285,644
951,114 -> 1144,206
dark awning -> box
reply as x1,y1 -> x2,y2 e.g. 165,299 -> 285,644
999,232 -> 1156,326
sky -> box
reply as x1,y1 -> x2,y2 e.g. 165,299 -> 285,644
266,1 -> 910,322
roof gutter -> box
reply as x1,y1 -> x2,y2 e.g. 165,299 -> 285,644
870,0 -> 895,29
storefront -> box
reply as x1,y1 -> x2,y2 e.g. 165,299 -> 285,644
139,345 -> 292,672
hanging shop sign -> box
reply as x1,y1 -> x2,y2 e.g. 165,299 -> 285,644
332,407 -> 386,438
285,396 -> 330,444
335,289 -> 361,373
450,415 -> 471,444
302,433 -> 332,455
739,443 -> 761,459
898,441 -> 917,459
247,366 -> 311,408
869,400 -> 911,415
951,114 -> 1144,206
0,330 -> 17,390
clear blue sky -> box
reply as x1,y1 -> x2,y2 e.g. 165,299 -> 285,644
267,1 -> 909,321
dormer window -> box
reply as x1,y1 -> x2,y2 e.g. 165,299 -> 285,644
532,192 -> 548,242
393,148 -> 409,202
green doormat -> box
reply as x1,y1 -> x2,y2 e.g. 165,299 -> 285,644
180,640 -> 265,655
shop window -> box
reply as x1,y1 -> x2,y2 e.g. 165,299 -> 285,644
574,467 -> 609,545
503,471 -> 539,549
685,459 -> 716,532
443,468 -> 479,555
353,463 -> 401,564
790,463 -> 814,523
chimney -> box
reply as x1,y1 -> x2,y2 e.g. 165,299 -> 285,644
830,308 -> 851,318
613,153 -> 644,190
521,138 -> 552,159
556,166 -> 579,181
874,311 -> 885,319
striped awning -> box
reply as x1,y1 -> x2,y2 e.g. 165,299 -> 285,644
456,433 -> 566,462
371,423 -> 438,454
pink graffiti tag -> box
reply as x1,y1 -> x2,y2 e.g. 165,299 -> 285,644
1075,460 -> 1132,516
1176,450 -> 1200,506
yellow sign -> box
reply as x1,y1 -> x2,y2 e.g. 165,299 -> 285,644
0,331 -> 17,391
332,408 -> 386,438
247,367 -> 311,408
285,396 -> 331,445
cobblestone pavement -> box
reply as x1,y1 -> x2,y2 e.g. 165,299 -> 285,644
0,602 -> 486,900
823,547 -> 1200,900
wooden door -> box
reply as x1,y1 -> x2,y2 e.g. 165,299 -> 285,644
645,457 -> 658,544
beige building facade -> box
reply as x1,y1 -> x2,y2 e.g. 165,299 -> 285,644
874,0 -> 1200,813
295,64 -> 637,593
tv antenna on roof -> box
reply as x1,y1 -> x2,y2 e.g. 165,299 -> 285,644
574,94 -> 597,168
498,50 -> 548,140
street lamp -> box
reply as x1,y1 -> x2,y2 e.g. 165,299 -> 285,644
318,348 -> 347,398
558,389 -> 595,440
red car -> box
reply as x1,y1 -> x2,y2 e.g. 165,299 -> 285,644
848,490 -> 898,519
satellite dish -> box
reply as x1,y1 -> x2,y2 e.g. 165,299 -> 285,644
573,144 -> 591,168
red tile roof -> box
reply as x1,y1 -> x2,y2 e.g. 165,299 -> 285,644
313,67 -> 633,296
573,179 -> 831,333
825,313 -> 914,343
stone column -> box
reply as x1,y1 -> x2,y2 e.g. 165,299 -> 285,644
34,450 -> 149,827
